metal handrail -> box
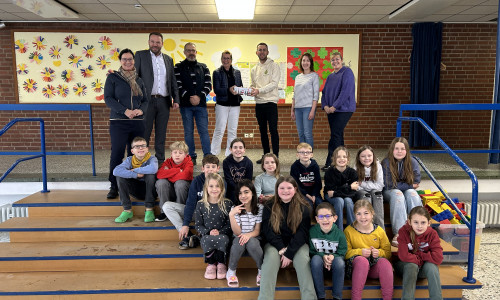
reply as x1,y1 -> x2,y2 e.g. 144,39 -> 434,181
0,118 -> 49,193
0,104 -> 96,176
397,116 -> 478,284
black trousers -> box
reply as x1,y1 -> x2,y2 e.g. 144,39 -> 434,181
325,111 -> 353,166
143,97 -> 170,164
116,174 -> 157,210
255,102 -> 279,156
108,120 -> 145,190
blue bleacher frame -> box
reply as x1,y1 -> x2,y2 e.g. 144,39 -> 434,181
396,103 -> 500,284
0,104 -> 96,192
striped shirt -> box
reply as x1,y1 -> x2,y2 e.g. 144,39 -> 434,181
234,204 -> 263,234
293,72 -> 319,108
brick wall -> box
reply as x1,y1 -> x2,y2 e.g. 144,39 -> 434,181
0,23 -> 496,152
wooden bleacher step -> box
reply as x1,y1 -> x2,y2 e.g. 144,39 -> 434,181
0,217 -> 178,242
0,266 -> 481,299
0,190 -> 482,299
13,190 -> 159,217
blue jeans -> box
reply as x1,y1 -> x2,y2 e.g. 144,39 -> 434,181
383,189 -> 422,235
325,196 -> 354,231
310,255 -> 345,300
180,106 -> 211,159
295,107 -> 315,149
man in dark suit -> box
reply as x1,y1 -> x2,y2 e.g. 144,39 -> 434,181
135,32 -> 180,164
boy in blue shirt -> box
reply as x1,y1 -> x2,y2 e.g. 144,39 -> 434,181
163,154 -> 220,250
113,136 -> 158,223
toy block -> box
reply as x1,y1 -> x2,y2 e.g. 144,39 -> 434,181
450,218 -> 461,224
417,190 -> 425,195
433,190 -> 447,200
423,189 -> 432,195
444,198 -> 459,206
432,210 -> 453,222
439,219 -> 451,224
426,202 -> 443,214
440,203 -> 455,214
456,202 -> 464,210
454,213 -> 462,221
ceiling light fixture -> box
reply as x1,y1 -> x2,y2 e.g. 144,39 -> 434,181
215,0 -> 255,20
389,0 -> 459,21
12,0 -> 79,19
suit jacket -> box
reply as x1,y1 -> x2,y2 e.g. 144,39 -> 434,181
134,50 -> 180,107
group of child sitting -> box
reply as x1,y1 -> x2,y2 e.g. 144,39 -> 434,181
112,136 -> 443,300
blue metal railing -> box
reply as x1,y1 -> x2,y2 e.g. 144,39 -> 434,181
0,118 -> 49,192
0,104 -> 96,176
398,103 -> 500,154
397,113 -> 481,284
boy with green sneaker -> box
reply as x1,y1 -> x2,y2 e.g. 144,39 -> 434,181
113,136 -> 158,223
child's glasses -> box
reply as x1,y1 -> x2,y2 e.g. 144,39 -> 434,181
132,144 -> 147,149
317,214 -> 333,219
297,151 -> 312,155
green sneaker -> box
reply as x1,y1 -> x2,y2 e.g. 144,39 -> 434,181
115,211 -> 133,223
144,210 -> 155,223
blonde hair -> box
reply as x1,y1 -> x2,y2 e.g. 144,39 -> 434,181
296,142 -> 312,152
352,199 -> 375,227
386,137 -> 414,188
332,146 -> 350,167
261,153 -> 280,179
170,141 -> 188,153
200,173 -> 228,215
269,176 -> 309,234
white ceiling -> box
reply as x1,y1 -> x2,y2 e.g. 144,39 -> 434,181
0,0 -> 498,23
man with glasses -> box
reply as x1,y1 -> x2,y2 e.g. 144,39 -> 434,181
112,136 -> 158,223
250,42 -> 281,164
135,32 -> 179,165
174,42 -> 212,165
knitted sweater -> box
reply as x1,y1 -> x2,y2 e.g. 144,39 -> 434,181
344,224 -> 391,260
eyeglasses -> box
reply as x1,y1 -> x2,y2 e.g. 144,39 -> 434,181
317,214 -> 333,220
297,151 -> 312,155
121,58 -> 134,62
132,144 -> 147,149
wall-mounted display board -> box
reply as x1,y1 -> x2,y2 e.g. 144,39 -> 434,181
13,32 -> 360,104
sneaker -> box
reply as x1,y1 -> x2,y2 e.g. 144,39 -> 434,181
179,237 -> 189,250
155,213 -> 167,222
115,211 -> 133,223
256,156 -> 263,164
191,156 -> 197,165
144,210 -> 155,223
107,188 -> 118,199
189,235 -> 200,248
321,165 -> 331,172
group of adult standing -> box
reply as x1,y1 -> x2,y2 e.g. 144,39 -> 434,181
104,32 -> 357,198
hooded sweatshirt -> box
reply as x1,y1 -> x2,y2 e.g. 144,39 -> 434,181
397,223 -> 443,266
290,158 -> 322,198
250,58 -> 280,104
157,155 -> 193,182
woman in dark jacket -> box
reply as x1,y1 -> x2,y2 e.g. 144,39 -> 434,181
104,48 -> 149,199
210,50 -> 244,157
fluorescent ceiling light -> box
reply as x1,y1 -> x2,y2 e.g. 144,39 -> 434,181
389,0 -> 459,21
215,0 -> 255,20
12,0 -> 79,19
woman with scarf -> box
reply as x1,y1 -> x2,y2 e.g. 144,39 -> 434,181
104,48 -> 149,199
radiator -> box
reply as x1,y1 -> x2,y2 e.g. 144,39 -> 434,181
465,201 -> 500,226
0,205 -> 28,223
